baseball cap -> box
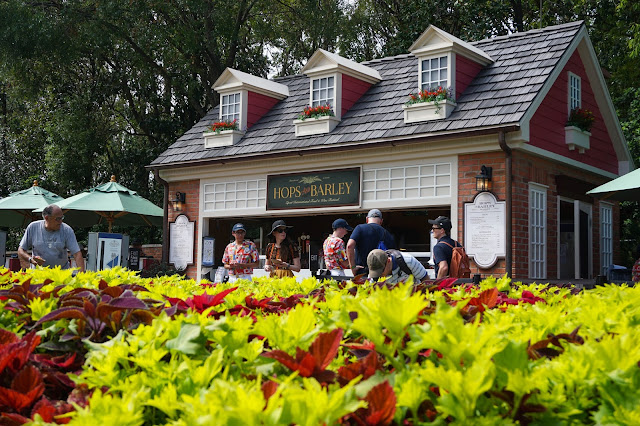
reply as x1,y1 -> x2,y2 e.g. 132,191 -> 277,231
332,218 -> 353,231
232,223 -> 246,232
367,208 -> 382,218
367,249 -> 389,279
428,216 -> 452,231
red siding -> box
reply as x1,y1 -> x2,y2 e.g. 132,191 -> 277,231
529,50 -> 617,174
247,91 -> 280,129
456,55 -> 483,99
341,74 -> 373,116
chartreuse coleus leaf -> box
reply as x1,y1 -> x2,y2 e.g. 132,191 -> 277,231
253,303 -> 317,352
27,296 -> 58,321
347,280 -> 428,370
406,298 -> 507,368
66,387 -> 148,426
421,357 -> 497,422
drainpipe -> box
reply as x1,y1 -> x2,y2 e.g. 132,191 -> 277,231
153,169 -> 170,264
499,131 -> 513,278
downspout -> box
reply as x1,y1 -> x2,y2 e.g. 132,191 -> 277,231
153,169 -> 170,264
499,131 -> 513,278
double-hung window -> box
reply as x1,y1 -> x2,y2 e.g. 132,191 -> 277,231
421,56 -> 448,91
529,183 -> 547,279
311,77 -> 334,108
600,203 -> 613,276
569,72 -> 581,111
221,93 -> 241,122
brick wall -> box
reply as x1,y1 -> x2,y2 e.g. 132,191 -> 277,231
458,150 -> 618,279
168,180 -> 200,279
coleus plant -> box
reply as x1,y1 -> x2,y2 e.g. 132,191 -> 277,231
0,329 -> 76,425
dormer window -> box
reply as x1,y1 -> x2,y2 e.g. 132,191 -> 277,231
312,76 -> 335,108
421,56 -> 449,90
568,72 -> 581,111
221,93 -> 241,122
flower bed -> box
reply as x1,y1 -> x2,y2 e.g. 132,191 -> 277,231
1,267 -> 639,424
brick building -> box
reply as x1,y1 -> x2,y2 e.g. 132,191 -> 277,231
149,21 -> 633,282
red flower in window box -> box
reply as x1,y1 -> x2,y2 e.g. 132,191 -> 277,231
566,108 -> 595,132
206,119 -> 239,134
297,104 -> 335,120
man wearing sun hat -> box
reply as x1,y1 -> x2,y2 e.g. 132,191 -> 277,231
347,208 -> 395,275
323,218 -> 353,275
222,223 -> 259,283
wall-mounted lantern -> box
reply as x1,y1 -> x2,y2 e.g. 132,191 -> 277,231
475,165 -> 493,192
172,191 -> 186,212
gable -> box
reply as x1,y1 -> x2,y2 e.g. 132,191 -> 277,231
522,26 -> 632,175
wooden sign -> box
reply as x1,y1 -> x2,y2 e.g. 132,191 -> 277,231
169,214 -> 194,270
267,168 -> 360,210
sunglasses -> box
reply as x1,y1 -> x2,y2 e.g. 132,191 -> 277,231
234,230 -> 246,234
432,226 -> 441,230
52,216 -> 65,222
275,228 -> 287,233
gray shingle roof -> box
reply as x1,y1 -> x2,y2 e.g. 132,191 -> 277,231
151,21 -> 583,167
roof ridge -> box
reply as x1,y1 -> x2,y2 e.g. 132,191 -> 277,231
472,20 -> 583,45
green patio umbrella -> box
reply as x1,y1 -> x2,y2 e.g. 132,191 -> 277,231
587,168 -> 640,202
0,181 -> 64,227
35,176 -> 163,232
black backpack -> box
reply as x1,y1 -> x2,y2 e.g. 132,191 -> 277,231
385,249 -> 412,276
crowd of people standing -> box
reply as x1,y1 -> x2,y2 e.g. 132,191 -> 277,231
221,208 -> 464,284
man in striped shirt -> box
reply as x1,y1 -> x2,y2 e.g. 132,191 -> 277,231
367,249 -> 428,285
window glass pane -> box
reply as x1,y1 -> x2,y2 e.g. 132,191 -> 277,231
313,79 -> 319,90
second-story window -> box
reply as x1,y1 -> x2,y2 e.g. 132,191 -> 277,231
569,72 -> 581,111
421,56 -> 448,90
311,76 -> 334,108
221,93 -> 241,122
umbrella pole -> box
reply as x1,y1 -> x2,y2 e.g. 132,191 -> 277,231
108,217 -> 113,233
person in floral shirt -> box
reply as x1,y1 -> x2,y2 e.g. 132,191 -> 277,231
222,223 -> 259,283
323,218 -> 353,275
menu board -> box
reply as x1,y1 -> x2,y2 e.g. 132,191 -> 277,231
169,214 -> 194,270
464,192 -> 506,268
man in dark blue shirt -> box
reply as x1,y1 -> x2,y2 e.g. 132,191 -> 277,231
429,216 -> 457,279
347,209 -> 395,275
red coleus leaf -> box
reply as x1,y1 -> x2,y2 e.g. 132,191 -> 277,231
0,412 -> 31,425
0,329 -> 19,346
31,353 -> 77,370
0,332 -> 40,375
308,328 -> 343,370
31,397 -> 56,422
0,365 -> 45,411
185,287 -> 238,313
262,380 -> 278,405
356,381 -> 396,425
262,329 -> 343,384
244,295 -> 274,310
337,351 -> 380,385
465,287 -> 499,313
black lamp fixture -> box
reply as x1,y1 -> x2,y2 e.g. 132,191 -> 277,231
475,165 -> 493,192
172,191 -> 186,212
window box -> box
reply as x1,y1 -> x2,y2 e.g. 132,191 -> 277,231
402,99 -> 456,123
293,115 -> 341,137
565,126 -> 590,153
203,129 -> 245,148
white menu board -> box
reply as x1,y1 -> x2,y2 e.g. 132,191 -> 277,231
464,192 -> 506,268
169,214 -> 195,270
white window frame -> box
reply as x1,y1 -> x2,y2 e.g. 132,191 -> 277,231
600,202 -> 613,276
419,54 -> 451,91
529,183 -> 547,279
220,92 -> 241,122
311,76 -> 335,108
568,72 -> 581,112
